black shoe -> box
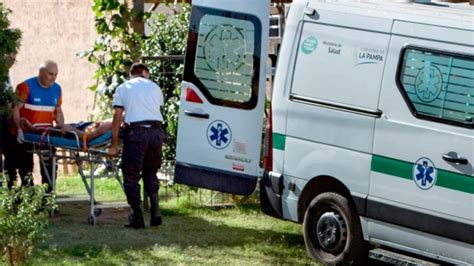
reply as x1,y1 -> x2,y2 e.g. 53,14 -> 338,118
125,212 -> 145,229
150,216 -> 162,227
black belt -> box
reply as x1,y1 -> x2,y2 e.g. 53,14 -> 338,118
127,120 -> 162,129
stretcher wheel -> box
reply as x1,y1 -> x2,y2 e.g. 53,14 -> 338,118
94,208 -> 102,217
105,159 -> 114,171
88,214 -> 97,226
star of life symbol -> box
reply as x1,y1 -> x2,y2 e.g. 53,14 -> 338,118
203,24 -> 246,73
207,120 -> 232,150
415,65 -> 443,103
413,157 -> 437,190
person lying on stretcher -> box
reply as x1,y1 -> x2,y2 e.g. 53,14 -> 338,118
21,118 -> 112,150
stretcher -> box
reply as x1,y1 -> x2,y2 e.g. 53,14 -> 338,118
23,122 -> 126,225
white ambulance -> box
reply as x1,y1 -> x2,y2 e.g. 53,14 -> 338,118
174,0 -> 474,264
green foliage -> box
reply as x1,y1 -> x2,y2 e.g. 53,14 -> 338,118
81,0 -> 148,119
142,4 -> 190,170
0,182 -> 56,265
85,1 -> 190,167
0,3 -> 21,116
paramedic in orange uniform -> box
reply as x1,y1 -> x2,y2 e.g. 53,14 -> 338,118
10,60 -> 66,192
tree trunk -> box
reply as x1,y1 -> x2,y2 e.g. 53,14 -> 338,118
132,0 -> 145,35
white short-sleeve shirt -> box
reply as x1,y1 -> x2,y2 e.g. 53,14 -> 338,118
112,77 -> 164,123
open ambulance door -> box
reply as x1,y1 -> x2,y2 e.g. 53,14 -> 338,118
174,0 -> 270,195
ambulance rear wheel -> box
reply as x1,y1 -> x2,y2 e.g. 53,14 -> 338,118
303,192 -> 367,265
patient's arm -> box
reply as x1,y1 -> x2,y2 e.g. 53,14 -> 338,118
21,118 -> 79,134
20,118 -> 37,132
85,121 -> 112,141
22,118 -> 112,143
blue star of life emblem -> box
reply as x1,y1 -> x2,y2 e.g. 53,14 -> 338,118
415,66 -> 443,103
207,120 -> 232,149
413,157 -> 437,190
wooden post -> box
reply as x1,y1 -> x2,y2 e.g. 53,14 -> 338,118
69,163 -> 78,175
61,150 -> 69,175
132,0 -> 145,35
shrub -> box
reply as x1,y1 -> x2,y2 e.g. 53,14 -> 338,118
0,182 -> 56,265
84,1 -> 190,168
0,3 -> 21,116
80,0 -> 147,120
142,3 -> 190,171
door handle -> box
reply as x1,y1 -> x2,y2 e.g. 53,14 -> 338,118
184,110 -> 209,119
442,154 -> 468,165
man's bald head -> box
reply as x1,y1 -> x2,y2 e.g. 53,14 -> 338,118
38,60 -> 58,88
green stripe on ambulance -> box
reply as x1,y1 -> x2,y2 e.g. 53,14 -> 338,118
270,133 -> 472,194
272,132 -> 286,151
371,155 -> 473,194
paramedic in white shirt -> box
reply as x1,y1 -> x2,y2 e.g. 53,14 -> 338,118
109,62 -> 165,229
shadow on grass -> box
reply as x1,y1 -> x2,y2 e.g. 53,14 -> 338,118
32,200 -> 309,264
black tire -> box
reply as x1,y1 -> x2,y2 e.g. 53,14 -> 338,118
303,192 -> 368,265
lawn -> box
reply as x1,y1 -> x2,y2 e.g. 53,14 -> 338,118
27,175 -> 318,265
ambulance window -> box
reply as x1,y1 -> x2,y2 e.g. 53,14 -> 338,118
398,47 -> 474,128
183,6 -> 262,110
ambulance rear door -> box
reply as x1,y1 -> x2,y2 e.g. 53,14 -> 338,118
174,0 -> 269,195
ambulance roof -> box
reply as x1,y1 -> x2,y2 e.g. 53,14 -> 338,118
305,0 -> 474,30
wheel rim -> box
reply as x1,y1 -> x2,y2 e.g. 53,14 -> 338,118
315,211 -> 347,253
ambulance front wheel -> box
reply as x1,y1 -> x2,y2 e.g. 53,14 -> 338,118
303,192 -> 368,265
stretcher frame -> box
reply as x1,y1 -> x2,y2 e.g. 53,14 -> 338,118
24,127 -> 127,225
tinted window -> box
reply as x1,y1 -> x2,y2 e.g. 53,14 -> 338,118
184,6 -> 262,109
398,47 -> 474,128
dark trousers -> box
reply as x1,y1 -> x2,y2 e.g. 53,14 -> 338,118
3,139 -> 56,192
1,115 -> 33,188
3,140 -> 34,188
121,126 -> 164,208
0,114 -> 9,186
0,115 -> 6,174
0,114 -> 11,172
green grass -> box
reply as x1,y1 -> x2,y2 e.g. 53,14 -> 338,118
55,173 -> 127,202
26,175 -> 317,265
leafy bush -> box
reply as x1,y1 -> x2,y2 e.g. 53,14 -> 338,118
84,2 -> 190,169
142,3 -> 190,171
0,3 -> 21,115
0,182 -> 56,265
80,0 -> 147,119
